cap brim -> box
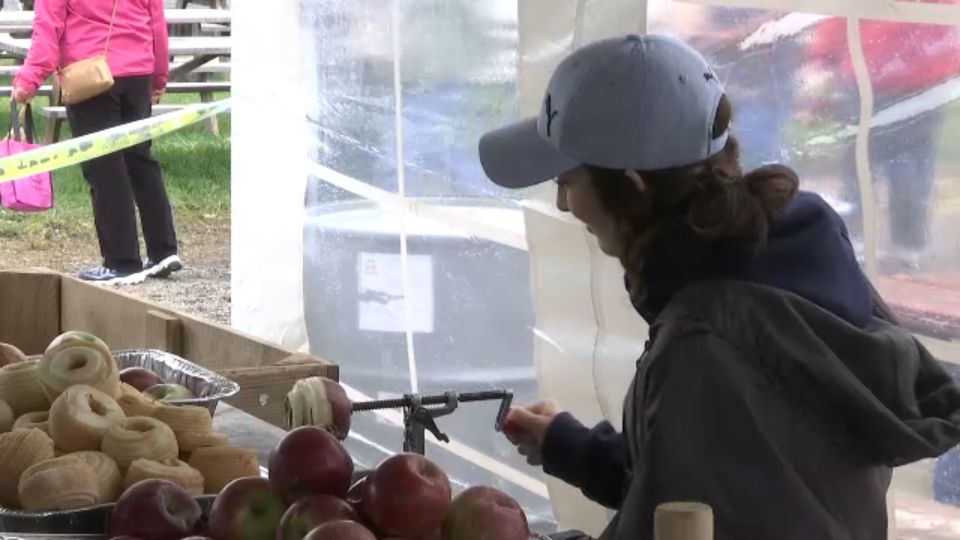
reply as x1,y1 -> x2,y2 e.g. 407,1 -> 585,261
479,118 -> 580,189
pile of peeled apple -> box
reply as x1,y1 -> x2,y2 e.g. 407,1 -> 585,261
0,333 -> 259,523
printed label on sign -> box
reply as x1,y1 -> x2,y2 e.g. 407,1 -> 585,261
358,253 -> 434,333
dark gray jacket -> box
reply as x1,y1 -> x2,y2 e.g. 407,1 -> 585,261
542,193 -> 960,539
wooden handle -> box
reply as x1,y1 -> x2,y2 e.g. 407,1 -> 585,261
654,502 -> 714,540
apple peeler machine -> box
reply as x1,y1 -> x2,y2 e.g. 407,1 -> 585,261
350,390 -> 514,455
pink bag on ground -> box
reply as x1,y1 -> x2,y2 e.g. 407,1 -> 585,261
0,101 -> 53,212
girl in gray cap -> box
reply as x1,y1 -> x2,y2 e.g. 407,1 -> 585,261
482,34 -> 960,540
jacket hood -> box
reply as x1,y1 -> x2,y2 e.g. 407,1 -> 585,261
635,191 -> 960,464
636,191 -> 873,327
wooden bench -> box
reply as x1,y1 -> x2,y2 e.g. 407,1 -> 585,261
0,83 -> 53,96
0,62 -> 231,77
26,80 -> 229,142
0,81 -> 230,97
39,104 -> 185,120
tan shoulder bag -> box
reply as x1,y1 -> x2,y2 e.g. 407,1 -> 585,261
58,0 -> 119,105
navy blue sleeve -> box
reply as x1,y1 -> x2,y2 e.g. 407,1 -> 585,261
541,412 -> 630,510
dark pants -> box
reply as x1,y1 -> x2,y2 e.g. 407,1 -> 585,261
842,109 -> 944,252
66,75 -> 178,271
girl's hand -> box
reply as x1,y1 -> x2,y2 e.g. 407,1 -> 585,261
151,88 -> 165,104
12,86 -> 32,104
502,400 -> 561,466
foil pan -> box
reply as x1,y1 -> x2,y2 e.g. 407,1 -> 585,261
113,349 -> 240,416
20,349 -> 240,416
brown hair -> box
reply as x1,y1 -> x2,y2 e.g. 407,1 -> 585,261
585,95 -> 800,292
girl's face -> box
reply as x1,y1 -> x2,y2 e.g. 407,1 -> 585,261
556,167 -> 622,256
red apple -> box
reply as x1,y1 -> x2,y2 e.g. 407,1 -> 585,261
209,476 -> 285,540
303,520 -> 376,540
119,367 -> 163,392
268,426 -> 354,503
277,494 -> 360,540
191,515 -> 212,538
0,342 -> 26,366
382,530 -> 442,540
111,479 -> 202,540
363,454 -> 451,538
144,383 -> 195,401
316,377 -> 351,440
441,486 -> 529,540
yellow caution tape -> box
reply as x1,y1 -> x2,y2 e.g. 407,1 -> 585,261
0,98 -> 232,185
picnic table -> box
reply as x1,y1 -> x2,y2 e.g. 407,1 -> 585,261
0,28 -> 230,140
0,8 -> 231,33
0,6 -> 231,136
0,35 -> 230,59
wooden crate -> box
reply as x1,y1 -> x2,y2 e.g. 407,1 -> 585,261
0,269 -> 336,429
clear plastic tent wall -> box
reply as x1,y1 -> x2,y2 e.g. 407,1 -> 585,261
231,0 -> 960,536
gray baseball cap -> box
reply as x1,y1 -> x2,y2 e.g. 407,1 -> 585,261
479,34 -> 728,189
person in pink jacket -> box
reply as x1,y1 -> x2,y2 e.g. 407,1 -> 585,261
13,0 -> 182,282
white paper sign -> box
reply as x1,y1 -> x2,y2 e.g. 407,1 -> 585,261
357,252 -> 434,333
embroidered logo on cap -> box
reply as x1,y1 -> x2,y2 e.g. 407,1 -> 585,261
545,94 -> 559,137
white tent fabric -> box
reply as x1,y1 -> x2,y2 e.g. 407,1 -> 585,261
231,0 -> 311,352
516,1 -> 649,534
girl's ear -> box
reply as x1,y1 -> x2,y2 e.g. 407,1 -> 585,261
624,170 -> 646,193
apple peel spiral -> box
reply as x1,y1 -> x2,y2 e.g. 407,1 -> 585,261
72,451 -> 123,503
49,385 -> 126,452
18,455 -> 99,511
13,411 -> 49,433
176,430 -> 229,454
152,404 -> 213,434
0,428 -> 55,508
0,361 -> 50,416
101,416 -> 178,471
40,331 -> 120,401
124,458 -> 204,496
188,446 -> 259,493
116,383 -> 160,417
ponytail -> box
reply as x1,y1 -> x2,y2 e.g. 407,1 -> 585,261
683,93 -> 799,243
585,93 -> 800,289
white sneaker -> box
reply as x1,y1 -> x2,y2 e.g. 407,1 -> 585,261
145,255 -> 183,279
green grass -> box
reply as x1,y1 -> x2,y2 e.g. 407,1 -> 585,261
0,91 -> 231,244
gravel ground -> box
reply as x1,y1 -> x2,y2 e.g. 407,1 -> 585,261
0,216 -> 231,324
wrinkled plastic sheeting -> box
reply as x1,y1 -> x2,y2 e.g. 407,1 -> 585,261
517,0 -> 649,535
230,0 -> 310,351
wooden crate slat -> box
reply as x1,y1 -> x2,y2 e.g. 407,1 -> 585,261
0,270 -> 338,430
59,275 -> 293,370
145,309 -> 183,354
0,269 -> 60,354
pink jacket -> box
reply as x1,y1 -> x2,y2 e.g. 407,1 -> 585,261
14,0 -> 169,96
